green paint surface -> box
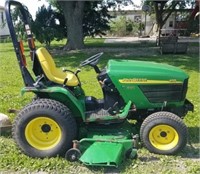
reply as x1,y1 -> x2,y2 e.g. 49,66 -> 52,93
107,59 -> 188,109
80,142 -> 124,166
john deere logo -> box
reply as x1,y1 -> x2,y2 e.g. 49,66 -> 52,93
119,78 -> 147,83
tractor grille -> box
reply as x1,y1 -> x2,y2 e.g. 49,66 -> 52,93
139,79 -> 188,103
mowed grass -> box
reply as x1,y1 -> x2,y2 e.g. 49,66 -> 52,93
0,39 -> 199,173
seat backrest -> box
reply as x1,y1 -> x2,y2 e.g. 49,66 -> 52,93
36,47 -> 56,82
36,47 -> 79,87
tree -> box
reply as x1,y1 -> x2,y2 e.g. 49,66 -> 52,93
144,1 -> 178,34
32,5 -> 65,46
48,0 -> 136,50
51,0 -> 113,50
109,17 -> 140,36
83,2 -> 111,37
144,0 -> 196,39
11,5 -> 32,40
56,1 -> 85,50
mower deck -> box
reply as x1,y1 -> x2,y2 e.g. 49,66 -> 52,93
80,141 -> 128,166
66,121 -> 138,166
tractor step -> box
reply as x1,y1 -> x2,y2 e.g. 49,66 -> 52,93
86,109 -> 110,117
85,101 -> 132,123
85,109 -> 120,122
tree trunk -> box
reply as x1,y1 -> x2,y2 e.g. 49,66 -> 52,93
58,1 -> 85,50
154,1 -> 179,45
154,2 -> 165,45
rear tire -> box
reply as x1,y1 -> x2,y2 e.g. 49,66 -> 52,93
140,111 -> 187,155
12,99 -> 77,158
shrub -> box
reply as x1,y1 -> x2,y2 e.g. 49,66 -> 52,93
109,16 -> 140,36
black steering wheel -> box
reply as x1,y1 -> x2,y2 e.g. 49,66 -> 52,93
80,52 -> 103,67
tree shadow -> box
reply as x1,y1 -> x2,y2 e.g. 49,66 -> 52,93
54,52 -> 87,69
106,53 -> 199,73
0,126 -> 12,138
83,155 -> 161,174
179,145 -> 200,159
52,47 -> 199,74
0,48 -> 17,53
178,126 -> 200,159
83,159 -> 136,174
188,127 -> 200,144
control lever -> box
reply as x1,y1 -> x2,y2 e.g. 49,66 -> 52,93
63,77 -> 68,87
107,102 -> 119,115
75,69 -> 81,76
33,75 -> 45,88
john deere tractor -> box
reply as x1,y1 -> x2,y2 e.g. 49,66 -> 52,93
5,0 -> 193,166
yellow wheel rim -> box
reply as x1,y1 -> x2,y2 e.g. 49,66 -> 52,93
149,125 -> 179,151
25,117 -> 62,150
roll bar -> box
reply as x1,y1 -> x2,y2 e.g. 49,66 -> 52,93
5,0 -> 35,86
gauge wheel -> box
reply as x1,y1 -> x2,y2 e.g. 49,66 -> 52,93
140,111 -> 187,155
126,148 -> 138,159
65,148 -> 81,162
12,98 -> 77,158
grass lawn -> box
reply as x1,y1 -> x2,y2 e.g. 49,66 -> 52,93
0,39 -> 199,173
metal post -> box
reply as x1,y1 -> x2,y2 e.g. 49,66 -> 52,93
144,11 -> 147,36
139,20 -> 142,37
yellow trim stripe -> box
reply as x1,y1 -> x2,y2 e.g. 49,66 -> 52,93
119,79 -> 183,84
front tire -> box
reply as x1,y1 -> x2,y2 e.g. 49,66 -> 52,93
12,99 -> 77,158
140,111 -> 187,155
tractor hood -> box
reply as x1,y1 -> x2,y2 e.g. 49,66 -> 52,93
106,60 -> 189,108
107,59 -> 188,83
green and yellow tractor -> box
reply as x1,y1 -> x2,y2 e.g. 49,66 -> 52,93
5,0 -> 193,166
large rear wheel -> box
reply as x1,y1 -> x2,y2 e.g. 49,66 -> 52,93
140,111 -> 187,155
12,99 -> 77,158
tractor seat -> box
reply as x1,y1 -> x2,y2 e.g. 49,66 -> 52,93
36,47 -> 79,87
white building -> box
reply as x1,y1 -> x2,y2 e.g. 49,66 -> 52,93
125,10 -> 155,36
109,10 -> 190,36
110,10 -> 158,36
0,5 -> 10,38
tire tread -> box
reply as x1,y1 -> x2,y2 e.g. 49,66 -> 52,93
140,111 -> 187,154
12,98 -> 77,157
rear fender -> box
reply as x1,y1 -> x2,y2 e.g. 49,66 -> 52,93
21,86 -> 85,120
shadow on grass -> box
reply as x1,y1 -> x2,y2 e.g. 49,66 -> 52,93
85,41 -> 156,49
53,50 -> 199,74
177,126 -> 200,159
0,128 -> 11,138
0,48 -> 16,53
54,52 -> 87,68
84,155 -> 160,173
108,54 -> 199,73
83,159 -> 137,174
188,127 -> 200,144
180,145 -> 200,159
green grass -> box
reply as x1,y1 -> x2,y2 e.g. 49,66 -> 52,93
50,37 -> 156,49
49,38 -> 106,48
0,40 -> 199,173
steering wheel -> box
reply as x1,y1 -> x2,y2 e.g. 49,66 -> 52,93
80,52 -> 103,67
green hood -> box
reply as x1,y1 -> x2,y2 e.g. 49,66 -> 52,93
107,59 -> 188,109
107,59 -> 188,83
